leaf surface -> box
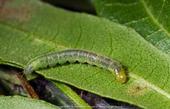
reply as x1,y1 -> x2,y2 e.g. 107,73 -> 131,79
93,0 -> 170,54
0,96 -> 59,109
0,0 -> 170,108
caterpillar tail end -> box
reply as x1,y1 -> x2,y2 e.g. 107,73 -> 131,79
116,68 -> 127,84
23,65 -> 34,75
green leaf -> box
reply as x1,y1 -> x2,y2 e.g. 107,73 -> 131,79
93,0 -> 170,54
0,96 -> 60,109
53,82 -> 91,109
0,0 -> 170,108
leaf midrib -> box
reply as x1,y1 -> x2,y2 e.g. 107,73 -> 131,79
130,73 -> 170,99
0,21 -> 170,99
140,0 -> 170,37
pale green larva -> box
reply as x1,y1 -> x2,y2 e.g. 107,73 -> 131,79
24,49 -> 127,83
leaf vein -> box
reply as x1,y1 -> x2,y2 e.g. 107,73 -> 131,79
0,22 -> 66,49
145,29 -> 162,38
157,0 -> 166,20
104,2 -> 139,7
130,73 -> 170,99
124,17 -> 149,25
140,0 -> 170,38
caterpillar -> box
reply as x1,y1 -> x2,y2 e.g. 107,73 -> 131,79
24,49 -> 127,83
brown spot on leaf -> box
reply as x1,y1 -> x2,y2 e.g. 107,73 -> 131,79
127,79 -> 149,96
0,0 -> 31,22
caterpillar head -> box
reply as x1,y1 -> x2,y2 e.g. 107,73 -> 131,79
115,68 -> 127,84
